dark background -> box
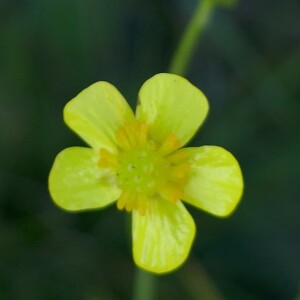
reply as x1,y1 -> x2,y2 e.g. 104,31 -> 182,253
0,0 -> 299,299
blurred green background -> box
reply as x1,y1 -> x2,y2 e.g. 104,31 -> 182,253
0,0 -> 299,299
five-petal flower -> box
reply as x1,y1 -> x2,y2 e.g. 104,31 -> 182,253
49,73 -> 243,274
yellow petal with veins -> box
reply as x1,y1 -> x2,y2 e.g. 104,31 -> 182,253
132,196 -> 195,274
64,82 -> 135,151
181,146 -> 244,217
49,147 -> 121,211
136,73 -> 209,150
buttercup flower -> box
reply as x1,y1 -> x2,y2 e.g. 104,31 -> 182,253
49,73 -> 243,274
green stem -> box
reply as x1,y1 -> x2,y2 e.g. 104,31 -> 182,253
169,0 -> 216,76
133,268 -> 156,300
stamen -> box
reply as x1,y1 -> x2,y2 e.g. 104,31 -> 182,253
117,191 -> 130,210
136,194 -> 148,216
117,191 -> 149,215
98,148 -> 117,169
116,127 -> 132,150
116,121 -> 149,150
168,164 -> 190,180
167,150 -> 189,164
158,133 -> 181,155
158,182 -> 183,203
135,121 -> 148,145
124,124 -> 138,147
125,193 -> 137,212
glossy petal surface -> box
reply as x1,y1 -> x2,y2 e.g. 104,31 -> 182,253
64,82 -> 135,150
49,147 -> 120,211
132,196 -> 195,274
136,73 -> 209,149
182,146 -> 243,217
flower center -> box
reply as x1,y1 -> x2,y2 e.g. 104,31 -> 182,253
98,121 -> 190,215
117,144 -> 164,195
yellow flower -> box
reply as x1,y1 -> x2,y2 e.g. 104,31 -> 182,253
49,73 -> 243,274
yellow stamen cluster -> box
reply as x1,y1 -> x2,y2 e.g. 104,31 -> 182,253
98,121 -> 190,215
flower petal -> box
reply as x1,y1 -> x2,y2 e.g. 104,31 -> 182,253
49,147 -> 121,211
181,146 -> 243,217
136,73 -> 209,149
64,82 -> 135,150
132,197 -> 195,274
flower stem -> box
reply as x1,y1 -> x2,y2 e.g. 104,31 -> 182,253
169,0 -> 216,76
133,268 -> 156,300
